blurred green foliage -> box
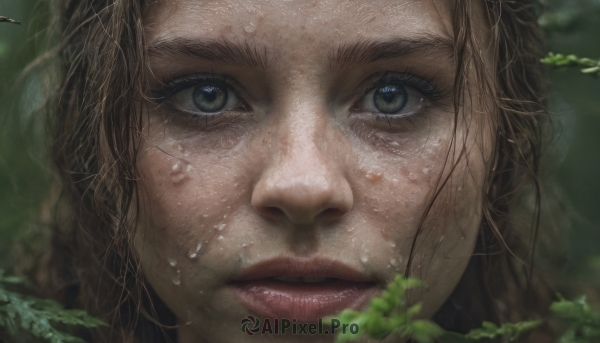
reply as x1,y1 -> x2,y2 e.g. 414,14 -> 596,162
0,0 -> 52,269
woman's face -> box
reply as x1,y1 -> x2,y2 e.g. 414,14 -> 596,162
136,0 -> 492,342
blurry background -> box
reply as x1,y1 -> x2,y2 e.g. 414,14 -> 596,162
0,0 -> 599,277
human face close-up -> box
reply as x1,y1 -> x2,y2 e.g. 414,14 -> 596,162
135,0 -> 493,342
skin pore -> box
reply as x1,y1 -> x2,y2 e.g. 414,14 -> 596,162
135,0 -> 493,342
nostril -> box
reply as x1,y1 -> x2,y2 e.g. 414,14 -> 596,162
265,207 -> 285,218
321,208 -> 344,219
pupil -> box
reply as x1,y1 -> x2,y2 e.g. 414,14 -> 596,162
374,85 -> 407,114
193,85 -> 227,112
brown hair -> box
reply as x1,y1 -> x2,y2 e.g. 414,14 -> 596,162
30,0 -> 558,341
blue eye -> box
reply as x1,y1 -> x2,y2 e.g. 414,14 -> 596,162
173,82 -> 241,114
372,85 -> 408,114
360,77 -> 429,117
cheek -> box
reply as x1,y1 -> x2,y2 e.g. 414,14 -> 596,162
356,124 -> 485,315
133,138 -> 249,299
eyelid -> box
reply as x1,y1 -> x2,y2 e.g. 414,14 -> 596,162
361,71 -> 445,102
151,73 -> 251,108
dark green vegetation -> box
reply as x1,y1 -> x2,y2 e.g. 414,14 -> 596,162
331,275 -> 599,343
0,270 -> 107,343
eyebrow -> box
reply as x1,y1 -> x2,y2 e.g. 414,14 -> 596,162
329,34 -> 454,71
147,34 -> 453,71
147,37 -> 269,69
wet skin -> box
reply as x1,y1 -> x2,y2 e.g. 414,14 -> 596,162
135,0 -> 493,342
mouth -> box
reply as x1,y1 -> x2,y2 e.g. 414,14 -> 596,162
228,257 -> 379,323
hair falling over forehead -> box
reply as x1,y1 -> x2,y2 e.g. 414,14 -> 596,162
33,0 -> 553,341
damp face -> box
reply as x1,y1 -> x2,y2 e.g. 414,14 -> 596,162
135,0 -> 493,342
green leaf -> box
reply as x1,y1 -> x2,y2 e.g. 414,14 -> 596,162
0,270 -> 108,343
541,52 -> 600,77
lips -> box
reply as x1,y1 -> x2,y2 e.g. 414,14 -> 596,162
228,257 -> 378,322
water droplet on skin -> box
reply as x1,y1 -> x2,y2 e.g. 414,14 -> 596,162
169,258 -> 177,267
422,167 -> 430,175
366,170 -> 383,183
242,243 -> 247,248
177,145 -> 183,151
218,223 -> 226,231
390,258 -> 398,267
203,214 -> 209,218
361,256 -> 369,264
170,162 -> 187,183
439,235 -> 445,243
390,242 -> 396,248
218,235 -> 224,240
392,178 -> 399,185
244,21 -> 257,33
172,271 -> 181,286
186,164 -> 193,173
408,173 -> 417,181
457,186 -> 463,191
188,243 -> 202,259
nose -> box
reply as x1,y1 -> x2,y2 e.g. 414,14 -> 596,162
251,112 -> 353,225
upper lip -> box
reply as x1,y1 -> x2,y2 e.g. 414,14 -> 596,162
231,256 -> 377,283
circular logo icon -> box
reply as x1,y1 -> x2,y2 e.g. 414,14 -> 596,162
241,315 -> 261,335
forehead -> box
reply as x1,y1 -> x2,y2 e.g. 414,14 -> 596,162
144,0 -> 454,52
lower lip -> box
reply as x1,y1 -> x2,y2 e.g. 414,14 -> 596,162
229,279 -> 377,322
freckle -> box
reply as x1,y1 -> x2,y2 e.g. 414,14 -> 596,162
366,170 -> 383,183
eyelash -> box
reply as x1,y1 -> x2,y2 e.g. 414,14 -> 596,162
151,71 -> 445,126
365,71 -> 445,101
